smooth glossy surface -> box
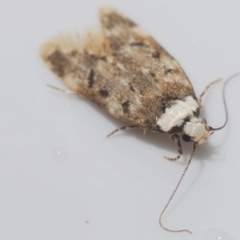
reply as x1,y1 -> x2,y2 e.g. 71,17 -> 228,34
191,229 -> 235,240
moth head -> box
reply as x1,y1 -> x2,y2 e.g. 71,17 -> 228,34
183,117 -> 211,145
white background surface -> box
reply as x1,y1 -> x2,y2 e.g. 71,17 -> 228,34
0,0 -> 240,239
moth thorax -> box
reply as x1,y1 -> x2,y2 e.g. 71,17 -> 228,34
183,117 -> 210,145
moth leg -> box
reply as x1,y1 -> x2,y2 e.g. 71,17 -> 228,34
164,135 -> 182,161
106,125 -> 138,137
47,84 -> 77,95
198,78 -> 222,104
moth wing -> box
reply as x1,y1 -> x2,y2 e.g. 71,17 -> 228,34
41,7 -> 197,131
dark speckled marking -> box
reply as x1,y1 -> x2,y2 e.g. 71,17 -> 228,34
150,72 -> 156,78
168,125 -> 184,134
99,89 -> 109,98
70,50 -> 78,57
129,86 -> 135,92
122,100 -> 130,114
182,134 -> 191,142
130,42 -> 144,47
47,50 -> 69,77
152,51 -> 160,58
165,69 -> 174,74
99,56 -> 107,61
88,69 -> 95,87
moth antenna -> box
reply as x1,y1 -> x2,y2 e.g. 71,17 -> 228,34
210,72 -> 240,131
159,141 -> 196,234
199,78 -> 222,104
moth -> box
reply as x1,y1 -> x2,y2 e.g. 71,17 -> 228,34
41,6 -> 237,234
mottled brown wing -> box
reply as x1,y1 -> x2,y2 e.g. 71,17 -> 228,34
41,7 -> 196,131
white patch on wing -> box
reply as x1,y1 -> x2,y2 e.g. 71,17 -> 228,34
157,96 -> 199,132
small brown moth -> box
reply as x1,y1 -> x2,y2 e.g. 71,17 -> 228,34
41,6 -> 238,234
